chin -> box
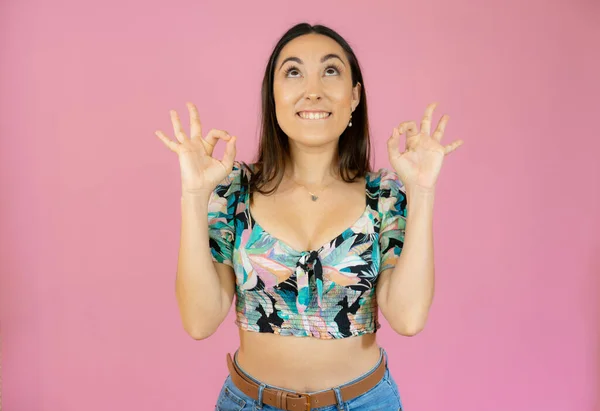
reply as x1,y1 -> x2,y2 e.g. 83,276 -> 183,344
286,132 -> 340,147
282,120 -> 345,147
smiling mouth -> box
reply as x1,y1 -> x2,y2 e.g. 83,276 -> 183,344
296,111 -> 332,120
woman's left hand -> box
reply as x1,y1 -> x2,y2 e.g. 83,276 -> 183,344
387,102 -> 464,192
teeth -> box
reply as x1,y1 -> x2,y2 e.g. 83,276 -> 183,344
298,112 -> 330,120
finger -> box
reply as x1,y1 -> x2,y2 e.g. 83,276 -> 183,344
432,114 -> 449,142
387,127 -> 403,156
155,130 -> 179,153
205,129 -> 231,149
398,121 -> 419,138
187,102 -> 203,141
420,102 -> 438,136
221,135 -> 237,171
444,139 -> 464,155
170,109 -> 188,143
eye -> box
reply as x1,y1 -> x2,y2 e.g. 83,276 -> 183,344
283,64 -> 301,78
324,63 -> 342,76
283,63 -> 343,78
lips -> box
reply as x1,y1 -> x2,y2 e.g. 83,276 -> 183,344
296,111 -> 332,120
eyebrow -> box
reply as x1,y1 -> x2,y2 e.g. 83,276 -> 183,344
277,53 -> 346,71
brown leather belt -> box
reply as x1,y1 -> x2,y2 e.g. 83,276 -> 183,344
226,352 -> 386,411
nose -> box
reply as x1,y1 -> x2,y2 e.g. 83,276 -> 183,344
304,74 -> 323,101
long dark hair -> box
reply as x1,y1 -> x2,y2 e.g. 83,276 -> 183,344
249,23 -> 372,197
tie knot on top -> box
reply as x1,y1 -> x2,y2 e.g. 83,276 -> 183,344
307,250 -> 319,263
295,250 -> 324,314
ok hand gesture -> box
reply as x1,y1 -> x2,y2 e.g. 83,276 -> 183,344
387,102 -> 463,192
155,102 -> 237,195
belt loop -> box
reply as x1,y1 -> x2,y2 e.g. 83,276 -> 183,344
254,383 -> 267,410
332,386 -> 345,411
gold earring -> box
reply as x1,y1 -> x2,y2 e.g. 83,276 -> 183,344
348,114 -> 353,127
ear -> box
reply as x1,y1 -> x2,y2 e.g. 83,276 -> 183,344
351,82 -> 362,112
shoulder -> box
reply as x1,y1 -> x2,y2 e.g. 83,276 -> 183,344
370,167 -> 405,193
213,160 -> 254,196
373,168 -> 407,216
209,161 -> 256,217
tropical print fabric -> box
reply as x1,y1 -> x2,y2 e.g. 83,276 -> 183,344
207,161 -> 407,339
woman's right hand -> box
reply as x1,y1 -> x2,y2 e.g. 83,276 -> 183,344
155,102 -> 237,195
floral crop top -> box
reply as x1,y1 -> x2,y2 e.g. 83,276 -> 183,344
207,161 -> 407,339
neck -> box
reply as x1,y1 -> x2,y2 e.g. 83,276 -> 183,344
286,141 -> 339,186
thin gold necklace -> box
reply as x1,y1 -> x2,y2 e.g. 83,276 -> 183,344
290,177 -> 336,201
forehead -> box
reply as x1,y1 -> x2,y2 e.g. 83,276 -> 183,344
276,33 -> 348,66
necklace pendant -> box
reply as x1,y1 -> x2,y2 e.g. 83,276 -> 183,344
311,194 -> 319,201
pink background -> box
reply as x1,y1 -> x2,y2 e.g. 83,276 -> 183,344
1,0 -> 598,410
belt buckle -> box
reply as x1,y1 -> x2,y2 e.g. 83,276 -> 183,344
302,393 -> 311,411
289,391 -> 311,411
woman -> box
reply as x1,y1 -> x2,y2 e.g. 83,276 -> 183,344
156,23 -> 463,411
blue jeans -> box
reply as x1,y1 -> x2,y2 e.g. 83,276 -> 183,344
215,348 -> 403,411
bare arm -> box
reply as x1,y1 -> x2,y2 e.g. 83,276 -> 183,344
155,101 -> 238,341
376,103 -> 462,336
377,187 -> 435,336
175,192 -> 236,340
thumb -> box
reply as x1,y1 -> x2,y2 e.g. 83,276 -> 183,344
221,135 -> 237,171
387,128 -> 402,157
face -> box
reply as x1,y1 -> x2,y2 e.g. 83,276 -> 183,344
273,33 -> 361,147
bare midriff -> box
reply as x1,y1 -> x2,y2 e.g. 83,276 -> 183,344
236,328 -> 381,393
